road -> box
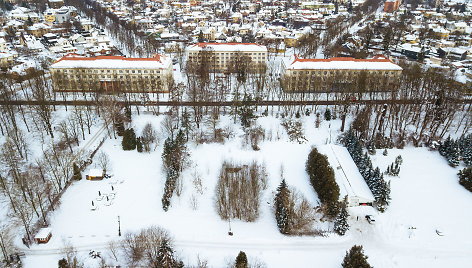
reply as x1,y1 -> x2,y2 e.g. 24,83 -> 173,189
1,98 -> 471,107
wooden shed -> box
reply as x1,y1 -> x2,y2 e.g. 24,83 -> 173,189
34,228 -> 52,244
86,168 -> 104,180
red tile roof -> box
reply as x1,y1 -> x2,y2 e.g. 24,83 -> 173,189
55,53 -> 162,63
293,55 -> 393,64
196,42 -> 262,47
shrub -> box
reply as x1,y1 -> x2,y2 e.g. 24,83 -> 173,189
281,119 -> 307,144
120,226 -> 180,267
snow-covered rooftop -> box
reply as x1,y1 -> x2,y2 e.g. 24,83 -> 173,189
50,54 -> 172,70
187,43 -> 268,52
318,144 -> 375,205
34,228 -> 52,240
88,168 -> 103,177
285,56 -> 403,71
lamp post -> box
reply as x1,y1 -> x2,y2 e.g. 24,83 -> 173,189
118,216 -> 121,237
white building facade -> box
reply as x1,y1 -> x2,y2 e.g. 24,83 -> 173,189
50,54 -> 173,93
186,43 -> 268,73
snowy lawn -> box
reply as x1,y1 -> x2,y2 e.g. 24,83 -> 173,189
21,114 -> 472,268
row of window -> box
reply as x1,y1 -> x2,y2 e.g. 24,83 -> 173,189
290,70 -> 399,76
55,69 -> 162,74
62,74 -> 162,80
190,52 -> 266,56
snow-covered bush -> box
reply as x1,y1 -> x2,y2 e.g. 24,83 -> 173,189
141,122 -> 157,152
281,119 -> 307,144
244,125 -> 265,151
119,226 -> 182,267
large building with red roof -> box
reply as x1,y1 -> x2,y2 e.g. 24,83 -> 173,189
281,55 -> 403,92
49,54 -> 173,93
186,43 -> 268,73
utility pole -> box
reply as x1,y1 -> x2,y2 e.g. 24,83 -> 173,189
118,216 -> 121,237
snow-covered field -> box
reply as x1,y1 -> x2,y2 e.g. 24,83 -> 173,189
21,113 -> 472,267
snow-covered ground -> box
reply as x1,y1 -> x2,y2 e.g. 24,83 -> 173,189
21,113 -> 472,267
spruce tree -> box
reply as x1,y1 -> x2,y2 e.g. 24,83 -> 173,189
458,167 -> 472,192
180,109 -> 191,141
382,148 -> 388,156
114,119 -> 125,136
324,108 -> 331,121
58,258 -> 69,268
334,199 -> 349,236
458,134 -> 471,167
157,239 -> 177,268
238,93 -> 256,128
136,137 -> 143,152
124,105 -> 132,121
235,251 -> 248,268
342,245 -> 372,268
122,128 -> 137,150
161,131 -> 189,211
274,180 -> 291,234
439,136 -> 452,157
306,148 -> 340,218
447,140 -> 460,167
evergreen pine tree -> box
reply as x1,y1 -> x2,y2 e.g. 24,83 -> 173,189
114,118 -> 125,136
375,176 -> 391,212
334,199 -> 349,236
157,239 -> 177,268
324,108 -> 331,121
161,131 -> 189,211
383,148 -> 388,156
447,140 -> 460,167
458,134 -> 471,167
274,180 -> 291,234
238,93 -> 256,128
439,136 -> 452,157
180,109 -> 191,141
458,167 -> 472,192
72,162 -> 82,180
235,251 -> 248,268
341,245 -> 372,268
306,148 -> 340,218
136,137 -> 143,152
58,258 -> 69,268
122,128 -> 137,150
125,105 -> 132,121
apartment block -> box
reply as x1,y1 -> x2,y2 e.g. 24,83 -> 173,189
50,54 -> 173,93
186,43 -> 268,73
281,56 -> 403,92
